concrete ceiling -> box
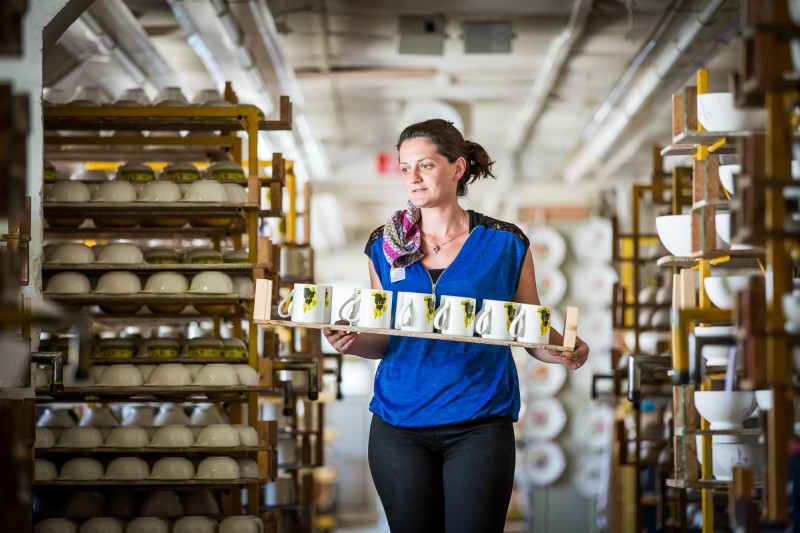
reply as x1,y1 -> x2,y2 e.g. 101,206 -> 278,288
43,0 -> 741,247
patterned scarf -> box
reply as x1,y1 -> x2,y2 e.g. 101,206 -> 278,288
383,201 -> 423,268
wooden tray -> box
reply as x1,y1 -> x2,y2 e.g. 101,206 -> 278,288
251,279 -> 579,353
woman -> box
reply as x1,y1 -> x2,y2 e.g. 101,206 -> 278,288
324,119 -> 589,533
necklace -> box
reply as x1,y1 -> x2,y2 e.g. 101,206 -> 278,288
421,227 -> 468,254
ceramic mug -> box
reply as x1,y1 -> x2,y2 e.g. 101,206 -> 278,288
395,291 -> 436,333
278,283 -> 325,323
318,285 -> 333,324
339,289 -> 393,328
475,299 -> 520,341
510,303 -> 552,344
433,295 -> 477,336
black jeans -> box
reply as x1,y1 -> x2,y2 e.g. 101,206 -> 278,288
368,413 -> 516,533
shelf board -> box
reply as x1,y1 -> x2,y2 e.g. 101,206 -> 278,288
34,478 -> 265,489
671,129 -> 758,146
43,226 -> 247,239
89,357 -> 249,365
44,148 -> 234,163
657,249 -> 766,268
679,428 -> 761,436
35,445 -> 266,455
44,202 -> 257,217
87,313 -> 246,327
35,385 -> 260,402
666,478 -> 760,490
253,319 -> 574,353
45,294 -> 254,305
43,263 -> 269,273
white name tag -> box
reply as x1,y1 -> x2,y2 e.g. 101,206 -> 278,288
390,267 -> 406,282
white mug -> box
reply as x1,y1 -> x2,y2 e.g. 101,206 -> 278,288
475,299 -> 520,340
277,283 -> 325,323
395,292 -> 436,333
339,289 -> 393,329
433,295 -> 477,336
510,304 -> 552,344
319,285 -> 333,323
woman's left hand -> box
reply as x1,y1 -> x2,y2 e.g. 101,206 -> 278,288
546,337 -> 589,370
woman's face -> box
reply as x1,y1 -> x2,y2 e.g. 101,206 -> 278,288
398,137 -> 464,208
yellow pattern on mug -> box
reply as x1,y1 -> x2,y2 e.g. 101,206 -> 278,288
462,300 -> 475,327
504,303 -> 518,331
302,287 -> 318,314
325,289 -> 330,308
538,307 -> 551,336
424,295 -> 435,324
372,291 -> 388,319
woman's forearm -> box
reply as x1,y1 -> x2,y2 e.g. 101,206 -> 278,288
343,332 -> 389,360
527,327 -> 566,363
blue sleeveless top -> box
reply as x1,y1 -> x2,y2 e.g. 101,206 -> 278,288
364,211 -> 530,427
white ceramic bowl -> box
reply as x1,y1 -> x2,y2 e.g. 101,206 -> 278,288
223,250 -> 249,264
155,87 -> 187,105
718,164 -> 739,195
231,275 -> 254,295
146,364 -> 192,386
96,365 -> 144,387
138,180 -> 182,202
149,425 -> 195,447
153,405 -> 191,426
94,271 -> 142,293
222,183 -> 248,203
695,326 -> 735,366
181,491 -> 220,516
235,364 -> 258,386
139,365 -> 156,381
103,426 -> 150,447
140,490 -> 184,518
236,459 -> 259,480
755,390 -> 773,411
57,427 -> 104,448
694,390 -> 756,429
713,212 -> 732,247
190,405 -> 228,426
712,437 -> 763,481
37,408 -> 77,427
104,456 -> 150,480
35,427 -> 56,448
125,517 -> 170,533
189,271 -> 234,293
143,272 -> 189,294
35,519 -> 78,533
149,457 -> 196,480
193,364 -> 239,386
697,93 -> 765,132
97,243 -> 144,264
91,181 -> 137,202
219,516 -> 262,533
121,405 -> 157,427
195,424 -> 241,447
183,180 -> 228,202
35,459 -> 58,481
48,243 -> 95,264
195,456 -> 240,479
172,517 -> 217,533
655,215 -> 691,256
704,275 -> 752,309
80,518 -> 125,533
79,406 -> 119,427
45,272 -> 92,294
235,425 -> 259,447
58,458 -> 105,480
783,290 -> 800,331
45,181 -> 91,202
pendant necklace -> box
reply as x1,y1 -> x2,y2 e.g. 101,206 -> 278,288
421,228 -> 468,254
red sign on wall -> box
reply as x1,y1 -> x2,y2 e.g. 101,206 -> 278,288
376,151 -> 401,177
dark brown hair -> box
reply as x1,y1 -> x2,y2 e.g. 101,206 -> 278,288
396,118 -> 495,197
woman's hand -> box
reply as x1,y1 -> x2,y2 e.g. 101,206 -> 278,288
323,320 -> 359,354
542,337 -> 589,370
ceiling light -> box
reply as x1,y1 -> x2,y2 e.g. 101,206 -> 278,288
398,15 -> 446,56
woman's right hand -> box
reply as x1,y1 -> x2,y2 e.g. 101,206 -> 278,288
323,320 -> 359,354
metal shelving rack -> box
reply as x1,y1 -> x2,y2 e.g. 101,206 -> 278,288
35,89 -> 293,525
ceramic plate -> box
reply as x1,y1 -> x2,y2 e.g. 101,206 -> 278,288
571,218 -> 612,262
536,267 -> 567,307
525,397 -> 567,441
570,265 -> 618,306
572,404 -> 615,450
524,358 -> 567,398
576,310 -> 613,352
528,226 -> 566,267
524,441 -> 566,486
572,453 -> 607,499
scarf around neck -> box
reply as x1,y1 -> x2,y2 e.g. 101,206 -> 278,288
382,201 -> 423,268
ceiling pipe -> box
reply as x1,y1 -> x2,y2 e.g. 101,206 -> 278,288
562,0 -> 737,184
507,0 -> 594,155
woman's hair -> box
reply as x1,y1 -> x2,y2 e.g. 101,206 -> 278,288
396,118 -> 495,197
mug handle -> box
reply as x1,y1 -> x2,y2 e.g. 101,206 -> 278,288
510,309 -> 526,339
338,293 -> 360,325
277,289 -> 295,318
475,306 -> 492,335
400,299 -> 414,328
432,302 -> 450,331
